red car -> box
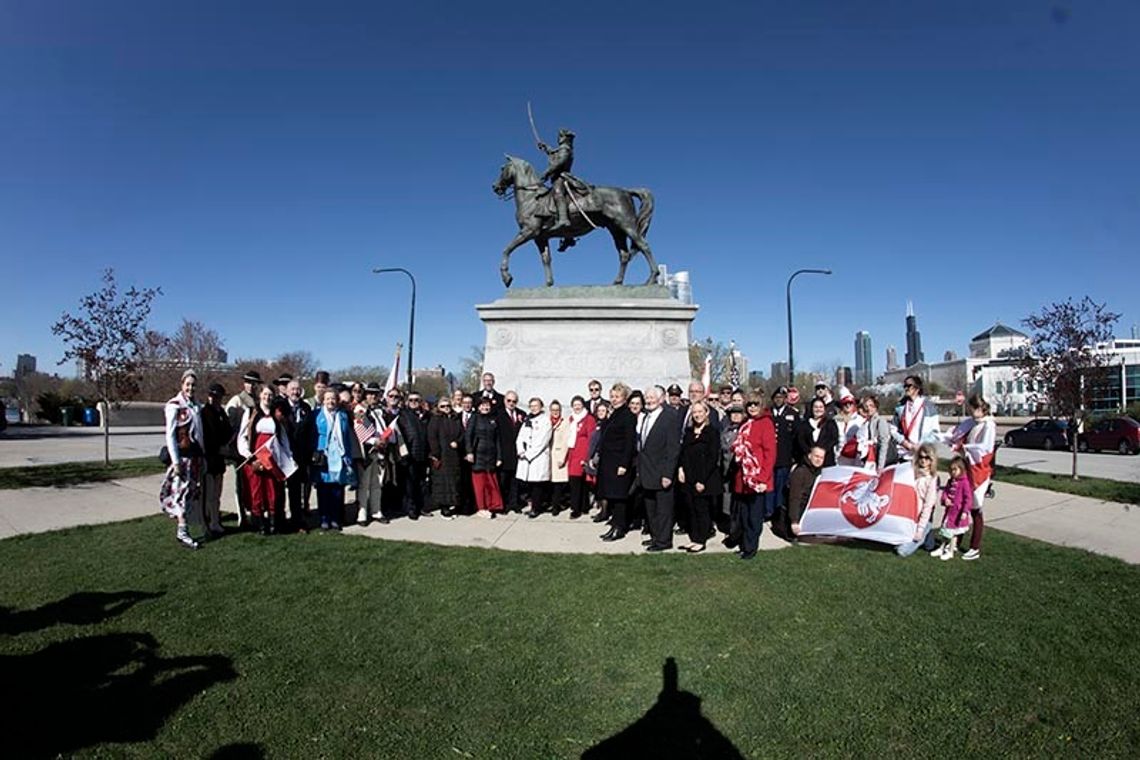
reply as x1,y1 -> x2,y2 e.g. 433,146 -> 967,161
1078,417 -> 1140,455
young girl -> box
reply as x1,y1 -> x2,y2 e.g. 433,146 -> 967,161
932,455 -> 973,560
896,443 -> 939,557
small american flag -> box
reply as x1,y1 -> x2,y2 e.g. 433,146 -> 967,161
729,341 -> 740,388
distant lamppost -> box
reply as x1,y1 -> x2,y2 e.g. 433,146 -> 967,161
372,267 -> 416,389
786,268 -> 832,384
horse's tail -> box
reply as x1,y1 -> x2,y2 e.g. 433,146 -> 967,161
629,188 -> 654,238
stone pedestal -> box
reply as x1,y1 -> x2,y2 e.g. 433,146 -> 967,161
476,285 -> 698,403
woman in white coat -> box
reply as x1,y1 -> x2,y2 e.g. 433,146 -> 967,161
516,397 -> 553,518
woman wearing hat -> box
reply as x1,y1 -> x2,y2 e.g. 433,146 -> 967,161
834,387 -> 864,467
160,369 -> 206,549
730,394 -> 776,560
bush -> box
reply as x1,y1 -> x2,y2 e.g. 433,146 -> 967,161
35,392 -> 89,425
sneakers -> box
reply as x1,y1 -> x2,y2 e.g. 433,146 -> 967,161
962,548 -> 981,561
319,520 -> 330,531
476,510 -> 493,519
940,546 -> 955,561
176,529 -> 200,550
929,546 -> 945,557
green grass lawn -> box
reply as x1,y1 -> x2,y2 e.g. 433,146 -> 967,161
2,519 -> 1138,758
0,457 -> 166,490
992,464 -> 1140,505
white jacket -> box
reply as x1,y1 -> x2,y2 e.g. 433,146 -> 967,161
515,413 -> 553,482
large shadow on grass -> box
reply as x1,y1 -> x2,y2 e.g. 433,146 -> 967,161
0,591 -> 237,758
583,657 -> 744,760
0,590 -> 164,634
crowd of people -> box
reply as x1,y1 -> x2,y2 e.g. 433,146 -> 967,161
159,369 -> 996,562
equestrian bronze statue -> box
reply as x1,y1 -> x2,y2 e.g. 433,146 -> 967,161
491,127 -> 660,288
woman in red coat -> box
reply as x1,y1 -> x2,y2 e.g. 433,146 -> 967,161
565,395 -> 597,519
731,394 -> 776,560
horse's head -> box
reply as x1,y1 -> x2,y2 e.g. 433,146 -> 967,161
492,154 -> 517,197
493,154 -> 539,197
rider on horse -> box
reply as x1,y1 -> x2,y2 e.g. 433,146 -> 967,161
537,128 -> 575,232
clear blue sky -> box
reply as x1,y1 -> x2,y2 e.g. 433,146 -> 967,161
2,1 -> 1138,382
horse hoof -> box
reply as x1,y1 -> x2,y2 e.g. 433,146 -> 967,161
613,277 -> 624,286
501,271 -> 513,288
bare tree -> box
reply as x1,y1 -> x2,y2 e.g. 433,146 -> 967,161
688,337 -> 732,385
51,269 -> 162,465
331,365 -> 390,387
457,345 -> 485,393
1021,296 -> 1121,479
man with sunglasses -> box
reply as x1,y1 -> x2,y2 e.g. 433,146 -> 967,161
892,375 -> 940,462
586,380 -> 604,415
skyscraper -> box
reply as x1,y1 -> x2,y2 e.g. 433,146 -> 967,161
885,345 -> 899,372
854,331 -> 873,386
905,300 -> 925,367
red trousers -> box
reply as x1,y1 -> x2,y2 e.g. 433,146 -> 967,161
472,471 -> 503,511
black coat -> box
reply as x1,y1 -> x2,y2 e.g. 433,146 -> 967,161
792,417 -> 838,468
397,408 -> 428,463
465,412 -> 502,472
496,407 -> 524,470
679,424 -> 723,496
597,405 -> 637,500
427,412 -> 464,507
637,406 -> 681,490
771,404 -> 801,468
199,402 -> 233,475
283,400 -> 313,467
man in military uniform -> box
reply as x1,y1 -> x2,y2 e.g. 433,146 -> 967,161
537,128 -> 575,232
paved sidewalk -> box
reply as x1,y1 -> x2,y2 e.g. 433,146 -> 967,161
0,475 -> 1136,563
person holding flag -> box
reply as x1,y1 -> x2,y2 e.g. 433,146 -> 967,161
237,385 -> 297,535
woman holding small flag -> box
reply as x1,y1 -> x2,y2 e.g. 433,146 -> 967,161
354,402 -> 396,525
238,385 -> 296,535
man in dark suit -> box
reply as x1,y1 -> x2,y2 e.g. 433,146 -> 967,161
283,379 -> 313,531
637,385 -> 682,552
586,379 -> 604,415
768,385 -> 800,521
497,390 -> 525,511
478,372 -> 505,412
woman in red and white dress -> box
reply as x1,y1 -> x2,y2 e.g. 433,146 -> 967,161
833,387 -> 864,467
945,394 -> 995,561
238,386 -> 295,535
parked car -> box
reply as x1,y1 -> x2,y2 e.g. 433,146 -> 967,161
1078,417 -> 1140,455
1003,419 -> 1070,451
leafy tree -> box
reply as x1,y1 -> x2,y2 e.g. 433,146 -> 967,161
51,269 -> 162,464
1020,296 -> 1121,479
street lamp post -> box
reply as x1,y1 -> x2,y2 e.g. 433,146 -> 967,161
786,268 -> 832,385
372,267 -> 417,389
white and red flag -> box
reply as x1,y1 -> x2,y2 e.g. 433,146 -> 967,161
799,463 -> 919,545
384,342 -> 403,394
251,436 -> 298,482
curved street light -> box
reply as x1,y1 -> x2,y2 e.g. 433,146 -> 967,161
786,268 -> 833,385
372,267 -> 417,389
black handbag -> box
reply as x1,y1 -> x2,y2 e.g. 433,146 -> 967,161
311,450 -> 328,470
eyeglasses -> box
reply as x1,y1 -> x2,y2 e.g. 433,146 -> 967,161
917,454 -> 932,460
589,387 -> 601,392
745,401 -> 760,407
438,404 -> 451,409
904,383 -> 916,389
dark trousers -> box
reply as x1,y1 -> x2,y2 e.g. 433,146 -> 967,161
609,499 -> 628,532
498,469 -> 519,511
402,460 -> 427,516
740,492 -> 765,557
525,481 -> 551,513
458,460 -> 475,513
686,492 -> 714,546
725,494 -> 745,548
674,487 -> 690,534
568,476 -> 588,515
764,466 -> 791,518
969,509 -> 985,550
286,473 -> 307,529
315,482 -> 344,525
643,488 -> 675,549
550,481 -> 567,513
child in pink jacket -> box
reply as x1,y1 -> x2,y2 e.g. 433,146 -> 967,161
931,455 -> 973,561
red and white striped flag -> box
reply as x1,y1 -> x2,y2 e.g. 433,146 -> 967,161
799,463 -> 919,545
384,342 -> 402,394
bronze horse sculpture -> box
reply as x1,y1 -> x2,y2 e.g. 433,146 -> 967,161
492,156 -> 660,288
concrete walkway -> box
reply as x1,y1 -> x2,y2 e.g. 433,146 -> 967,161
0,475 -> 1136,563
